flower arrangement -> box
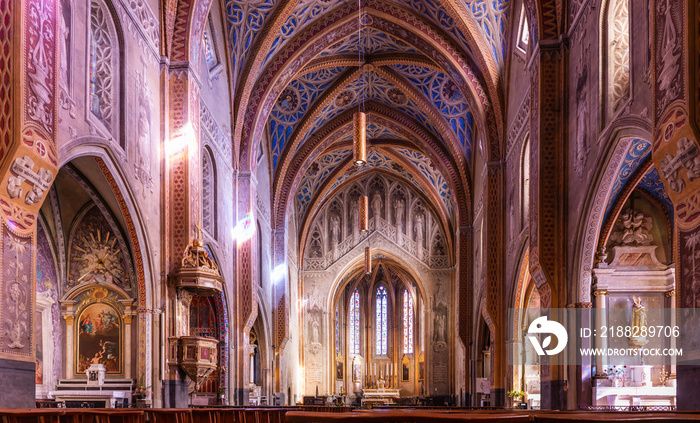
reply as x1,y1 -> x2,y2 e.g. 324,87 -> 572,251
507,390 -> 526,399
602,365 -> 626,386
133,374 -> 152,400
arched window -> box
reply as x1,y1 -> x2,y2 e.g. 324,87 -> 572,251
516,4 -> 529,54
349,289 -> 360,355
520,138 -> 530,229
403,288 -> 414,354
202,149 -> 216,238
89,0 -> 119,137
202,14 -> 221,73
605,0 -> 629,115
375,286 -> 388,355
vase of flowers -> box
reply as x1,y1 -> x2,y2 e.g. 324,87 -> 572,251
602,365 -> 626,387
132,374 -> 152,406
507,390 -> 526,408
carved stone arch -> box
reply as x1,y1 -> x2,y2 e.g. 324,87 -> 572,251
572,126 -> 652,304
88,0 -> 126,147
164,0 -> 214,64
596,160 -> 674,263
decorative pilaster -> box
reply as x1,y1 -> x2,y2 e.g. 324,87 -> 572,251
234,172 -> 257,404
592,290 -> 610,376
457,225 -> 472,404
484,162 -> 505,407
272,229 -> 288,392
528,41 -> 567,410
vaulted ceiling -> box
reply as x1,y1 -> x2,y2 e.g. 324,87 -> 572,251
223,0 -> 515,236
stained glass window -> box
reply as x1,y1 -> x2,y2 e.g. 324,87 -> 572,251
335,305 -> 340,354
403,289 -> 414,353
203,28 -> 217,69
376,286 -> 388,355
349,289 -> 360,355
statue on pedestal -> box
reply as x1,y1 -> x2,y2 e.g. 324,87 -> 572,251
629,295 -> 648,348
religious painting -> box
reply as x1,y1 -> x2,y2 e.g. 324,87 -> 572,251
353,360 -> 361,382
336,361 -> 344,380
35,310 -> 43,384
76,302 -> 121,374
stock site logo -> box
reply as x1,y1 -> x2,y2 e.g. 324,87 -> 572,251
527,316 -> 568,356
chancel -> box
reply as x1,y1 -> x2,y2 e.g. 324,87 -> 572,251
2,0 -> 700,417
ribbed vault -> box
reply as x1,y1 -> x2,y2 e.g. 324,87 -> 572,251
218,0 -> 530,247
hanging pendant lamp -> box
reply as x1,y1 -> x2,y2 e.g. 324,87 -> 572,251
353,111 -> 367,166
359,194 -> 369,232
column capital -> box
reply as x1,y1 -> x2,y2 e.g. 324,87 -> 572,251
593,290 -> 610,297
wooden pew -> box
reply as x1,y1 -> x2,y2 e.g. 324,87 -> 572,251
533,413 -> 700,423
284,410 -> 532,423
144,409 -> 192,423
0,409 -> 64,423
75,410 -> 145,423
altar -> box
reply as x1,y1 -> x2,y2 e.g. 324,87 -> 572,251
48,390 -> 129,408
48,378 -> 134,408
593,386 -> 676,406
361,388 -> 401,406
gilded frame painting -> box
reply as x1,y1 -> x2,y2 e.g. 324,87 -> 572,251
75,302 -> 122,375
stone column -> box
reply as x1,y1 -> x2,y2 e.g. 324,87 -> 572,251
0,0 -> 60,408
592,290 -> 610,375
